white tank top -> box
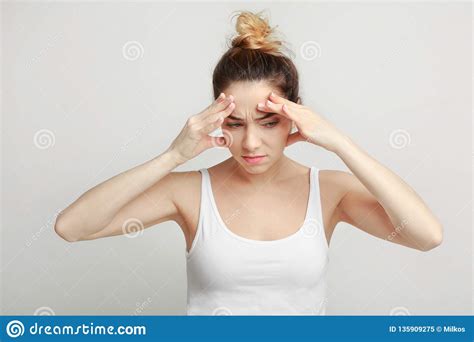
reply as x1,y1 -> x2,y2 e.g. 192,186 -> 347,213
185,166 -> 329,315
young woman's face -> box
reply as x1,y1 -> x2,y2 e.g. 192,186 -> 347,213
221,80 -> 293,174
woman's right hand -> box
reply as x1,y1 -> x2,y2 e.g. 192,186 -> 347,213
166,93 -> 235,165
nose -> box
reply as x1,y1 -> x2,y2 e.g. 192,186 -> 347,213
241,124 -> 262,152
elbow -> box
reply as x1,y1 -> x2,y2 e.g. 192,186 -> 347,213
421,224 -> 443,252
54,217 -> 81,243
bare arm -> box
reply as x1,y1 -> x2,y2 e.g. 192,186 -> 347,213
334,137 -> 443,252
259,92 -> 443,252
54,93 -> 236,242
54,150 -> 183,242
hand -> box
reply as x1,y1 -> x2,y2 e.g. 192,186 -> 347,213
166,93 -> 235,164
257,92 -> 348,153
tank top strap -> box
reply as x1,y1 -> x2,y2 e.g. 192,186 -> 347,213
198,168 -> 213,216
199,167 -> 323,223
197,168 -> 218,226
305,166 -> 324,229
198,166 -> 324,239
186,168 -> 213,257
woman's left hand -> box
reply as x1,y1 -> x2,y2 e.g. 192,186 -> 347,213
257,92 -> 349,153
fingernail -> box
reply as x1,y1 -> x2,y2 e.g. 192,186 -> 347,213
229,95 -> 234,102
218,93 -> 224,100
258,103 -> 264,108
266,100 -> 272,106
270,92 -> 275,97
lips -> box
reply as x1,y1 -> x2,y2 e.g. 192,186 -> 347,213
242,155 -> 267,165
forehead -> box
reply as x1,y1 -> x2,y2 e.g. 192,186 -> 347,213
224,80 -> 282,106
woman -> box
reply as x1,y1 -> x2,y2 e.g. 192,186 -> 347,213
54,11 -> 443,315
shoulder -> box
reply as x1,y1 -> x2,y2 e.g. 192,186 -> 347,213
318,169 -> 353,187
168,170 -> 202,201
318,169 -> 360,197
317,169 -> 354,224
318,169 -> 354,200
163,170 -> 203,233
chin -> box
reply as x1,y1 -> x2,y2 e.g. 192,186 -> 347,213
242,166 -> 266,174
234,155 -> 274,174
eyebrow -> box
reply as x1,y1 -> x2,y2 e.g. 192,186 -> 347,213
227,113 -> 277,121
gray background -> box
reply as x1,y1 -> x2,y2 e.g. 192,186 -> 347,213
1,1 -> 472,315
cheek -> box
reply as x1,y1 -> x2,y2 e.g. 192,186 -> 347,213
276,120 -> 292,137
272,124 -> 290,138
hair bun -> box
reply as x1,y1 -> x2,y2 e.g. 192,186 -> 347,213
230,11 -> 283,56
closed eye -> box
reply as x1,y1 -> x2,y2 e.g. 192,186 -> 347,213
225,121 -> 279,128
263,121 -> 278,128
225,123 -> 242,128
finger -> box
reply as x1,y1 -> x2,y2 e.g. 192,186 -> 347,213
286,131 -> 305,146
198,94 -> 234,118
269,92 -> 296,107
211,94 -> 234,112
197,102 -> 235,131
220,100 -> 236,119
206,93 -> 226,112
257,100 -> 293,120
216,92 -> 225,102
281,103 -> 297,120
256,99 -> 281,113
205,135 -> 227,149
201,115 -> 224,134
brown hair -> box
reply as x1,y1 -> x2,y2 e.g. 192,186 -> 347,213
212,10 -> 301,104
